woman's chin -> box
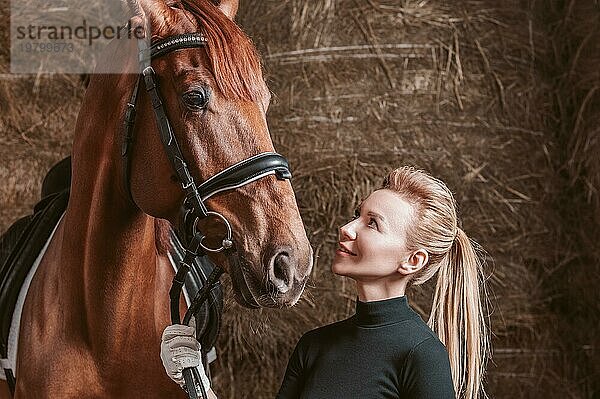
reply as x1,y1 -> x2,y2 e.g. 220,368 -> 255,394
331,261 -> 348,277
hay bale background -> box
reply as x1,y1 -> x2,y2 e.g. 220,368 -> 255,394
0,0 -> 598,397
540,1 -> 600,396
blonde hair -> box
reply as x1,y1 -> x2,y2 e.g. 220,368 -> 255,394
382,166 -> 489,399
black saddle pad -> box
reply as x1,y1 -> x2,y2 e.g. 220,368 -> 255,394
0,190 -> 69,358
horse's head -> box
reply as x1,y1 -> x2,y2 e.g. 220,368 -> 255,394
122,0 -> 312,307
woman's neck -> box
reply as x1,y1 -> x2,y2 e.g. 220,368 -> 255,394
355,278 -> 408,302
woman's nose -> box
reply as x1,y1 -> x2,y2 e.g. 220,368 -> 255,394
339,220 -> 357,240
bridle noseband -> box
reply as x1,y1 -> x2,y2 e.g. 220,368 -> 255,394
121,30 -> 292,398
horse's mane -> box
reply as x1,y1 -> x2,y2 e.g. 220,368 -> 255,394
175,0 -> 266,102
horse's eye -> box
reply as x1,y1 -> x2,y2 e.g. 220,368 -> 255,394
182,89 -> 210,110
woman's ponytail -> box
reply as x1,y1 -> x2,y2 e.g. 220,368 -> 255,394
383,166 -> 490,398
428,228 -> 489,399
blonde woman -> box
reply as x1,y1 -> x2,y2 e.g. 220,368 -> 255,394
161,166 -> 490,399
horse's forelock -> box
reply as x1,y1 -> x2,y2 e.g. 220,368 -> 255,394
176,0 -> 266,103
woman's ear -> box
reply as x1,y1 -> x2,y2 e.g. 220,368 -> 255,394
398,249 -> 429,275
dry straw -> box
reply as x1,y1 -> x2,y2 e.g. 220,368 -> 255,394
0,0 -> 597,397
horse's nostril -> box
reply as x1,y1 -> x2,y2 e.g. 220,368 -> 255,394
274,252 -> 290,282
270,251 -> 294,294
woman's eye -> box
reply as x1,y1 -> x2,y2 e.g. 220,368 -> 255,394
182,89 -> 210,110
367,218 -> 378,229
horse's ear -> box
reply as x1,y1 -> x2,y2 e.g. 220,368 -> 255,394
122,0 -> 174,37
212,0 -> 239,21
122,0 -> 148,37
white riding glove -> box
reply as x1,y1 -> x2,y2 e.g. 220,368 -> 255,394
160,324 -> 211,391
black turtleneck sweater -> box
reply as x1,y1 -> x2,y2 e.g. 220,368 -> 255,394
276,296 -> 455,399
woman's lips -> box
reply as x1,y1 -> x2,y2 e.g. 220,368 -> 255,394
337,242 -> 357,256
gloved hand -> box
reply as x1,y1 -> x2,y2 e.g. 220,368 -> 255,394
160,324 -> 211,392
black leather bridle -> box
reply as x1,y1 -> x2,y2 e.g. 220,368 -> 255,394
121,30 -> 291,398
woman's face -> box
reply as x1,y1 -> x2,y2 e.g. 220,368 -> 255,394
331,189 -> 415,281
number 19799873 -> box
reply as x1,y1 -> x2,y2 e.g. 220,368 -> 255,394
19,42 -> 74,53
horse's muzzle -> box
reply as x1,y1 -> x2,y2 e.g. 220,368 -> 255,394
229,248 -> 310,309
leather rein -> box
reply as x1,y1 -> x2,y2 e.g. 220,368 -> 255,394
121,31 -> 291,398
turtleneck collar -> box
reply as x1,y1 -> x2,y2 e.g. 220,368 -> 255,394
353,295 -> 419,327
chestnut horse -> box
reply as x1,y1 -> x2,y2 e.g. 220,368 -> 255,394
0,0 -> 312,397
